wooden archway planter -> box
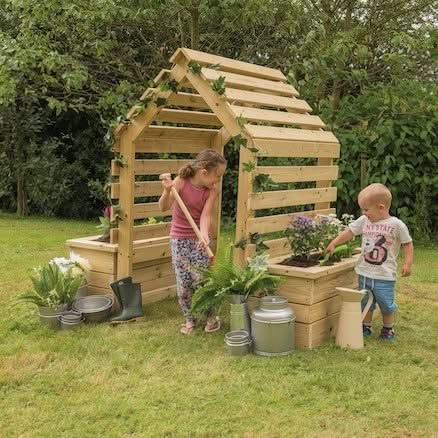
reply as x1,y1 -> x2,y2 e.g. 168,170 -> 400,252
66,48 -> 357,348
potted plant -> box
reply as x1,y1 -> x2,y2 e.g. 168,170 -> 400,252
192,248 -> 283,331
17,254 -> 89,329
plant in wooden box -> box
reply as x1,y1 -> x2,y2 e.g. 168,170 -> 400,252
192,249 -> 283,331
17,255 -> 89,329
282,214 -> 355,267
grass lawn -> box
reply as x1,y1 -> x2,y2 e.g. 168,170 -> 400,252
0,212 -> 437,437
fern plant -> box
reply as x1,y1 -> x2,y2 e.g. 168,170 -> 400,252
191,249 -> 283,314
17,262 -> 85,308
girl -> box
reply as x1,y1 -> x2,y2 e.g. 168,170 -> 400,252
159,149 -> 227,335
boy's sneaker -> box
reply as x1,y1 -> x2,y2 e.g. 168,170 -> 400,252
379,327 -> 395,341
362,325 -> 372,337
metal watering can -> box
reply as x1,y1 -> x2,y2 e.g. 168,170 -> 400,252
335,287 -> 374,350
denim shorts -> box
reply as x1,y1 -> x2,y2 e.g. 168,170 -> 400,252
358,275 -> 397,314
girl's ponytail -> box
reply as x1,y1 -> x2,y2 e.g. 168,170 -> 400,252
178,162 -> 197,179
178,149 -> 226,179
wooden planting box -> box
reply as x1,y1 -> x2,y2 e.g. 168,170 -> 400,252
268,255 -> 359,350
66,236 -> 176,305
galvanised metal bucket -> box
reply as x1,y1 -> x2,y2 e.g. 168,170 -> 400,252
224,330 -> 252,356
250,296 -> 295,356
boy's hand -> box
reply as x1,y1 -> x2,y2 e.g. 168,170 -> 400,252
402,264 -> 412,277
326,242 -> 336,254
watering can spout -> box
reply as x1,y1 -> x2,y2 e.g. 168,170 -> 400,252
335,287 -> 373,350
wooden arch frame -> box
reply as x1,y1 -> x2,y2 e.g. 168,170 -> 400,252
111,47 -> 340,281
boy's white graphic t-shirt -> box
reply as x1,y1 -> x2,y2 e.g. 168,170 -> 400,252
349,215 -> 412,281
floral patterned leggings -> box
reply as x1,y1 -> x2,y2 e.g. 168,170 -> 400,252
171,238 -> 210,324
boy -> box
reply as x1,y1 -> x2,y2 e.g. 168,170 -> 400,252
327,183 -> 414,341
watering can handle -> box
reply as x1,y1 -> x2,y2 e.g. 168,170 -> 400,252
361,289 -> 374,320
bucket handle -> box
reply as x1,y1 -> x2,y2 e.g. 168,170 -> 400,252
360,289 -> 375,321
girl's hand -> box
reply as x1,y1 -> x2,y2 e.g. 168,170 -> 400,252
197,233 -> 210,250
161,177 -> 173,194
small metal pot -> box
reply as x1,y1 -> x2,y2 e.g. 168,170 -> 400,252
224,330 -> 252,356
60,316 -> 85,330
72,295 -> 113,323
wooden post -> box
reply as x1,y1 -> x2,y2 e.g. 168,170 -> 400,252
234,142 -> 256,266
210,127 -> 230,255
116,133 -> 136,278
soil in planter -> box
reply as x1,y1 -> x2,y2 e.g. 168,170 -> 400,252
280,253 -> 328,268
94,234 -> 110,242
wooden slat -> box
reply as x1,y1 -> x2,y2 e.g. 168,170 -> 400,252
230,106 -> 325,129
255,166 -> 339,183
263,237 -> 290,258
141,285 -> 177,305
225,89 -> 311,113
111,181 -> 162,198
171,47 -> 286,82
133,203 -> 172,220
135,138 -> 211,153
111,222 -> 170,243
255,140 -> 340,158
137,125 -> 219,140
167,92 -> 210,109
133,261 -> 174,284
112,159 -> 191,176
245,124 -> 338,143
133,242 -> 172,263
201,68 -> 298,98
111,222 -> 171,243
250,187 -> 337,210
247,208 -> 336,234
315,157 -> 334,210
155,108 -> 222,126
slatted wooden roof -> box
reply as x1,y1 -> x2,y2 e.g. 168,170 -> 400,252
113,48 -> 340,276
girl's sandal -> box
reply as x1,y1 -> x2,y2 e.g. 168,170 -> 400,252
180,323 -> 195,335
204,317 -> 221,333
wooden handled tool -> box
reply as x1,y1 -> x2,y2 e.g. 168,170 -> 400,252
160,173 -> 215,261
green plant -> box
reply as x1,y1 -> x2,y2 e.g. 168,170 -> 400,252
17,261 -> 85,308
192,248 -> 283,314
211,76 -> 226,95
188,60 -> 202,74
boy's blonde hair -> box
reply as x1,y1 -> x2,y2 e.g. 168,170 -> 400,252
359,183 -> 392,208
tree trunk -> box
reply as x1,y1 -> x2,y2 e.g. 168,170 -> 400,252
16,170 -> 28,216
178,11 -> 186,47
331,0 -> 355,125
190,1 -> 201,50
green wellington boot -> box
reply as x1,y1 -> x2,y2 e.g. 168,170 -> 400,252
110,277 -> 132,309
110,281 -> 144,324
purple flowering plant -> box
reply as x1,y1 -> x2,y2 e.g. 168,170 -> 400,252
284,214 -> 354,261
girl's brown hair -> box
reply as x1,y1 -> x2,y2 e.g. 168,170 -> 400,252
178,149 -> 227,179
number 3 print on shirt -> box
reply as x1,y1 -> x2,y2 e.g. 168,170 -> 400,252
364,235 -> 388,265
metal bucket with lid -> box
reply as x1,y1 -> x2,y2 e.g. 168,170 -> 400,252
250,296 -> 295,356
